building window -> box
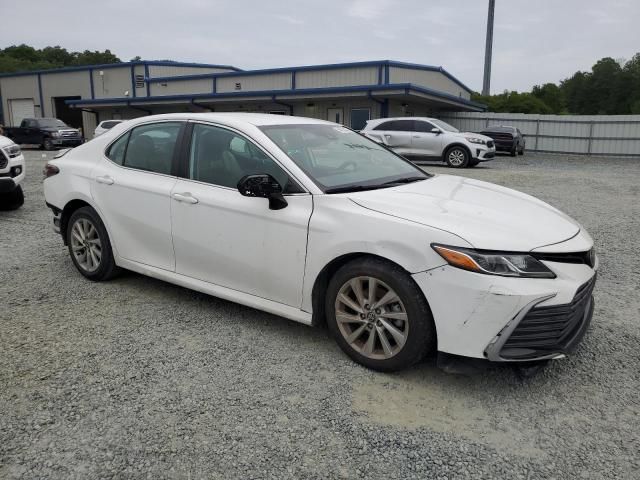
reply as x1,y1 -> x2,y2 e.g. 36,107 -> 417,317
350,108 -> 371,131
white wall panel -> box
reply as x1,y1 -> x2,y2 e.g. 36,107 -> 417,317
295,67 -> 377,89
389,67 -> 470,99
216,73 -> 291,93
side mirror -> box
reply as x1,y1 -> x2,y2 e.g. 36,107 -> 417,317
237,174 -> 288,210
431,128 -> 442,135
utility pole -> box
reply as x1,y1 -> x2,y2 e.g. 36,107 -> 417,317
482,0 -> 495,96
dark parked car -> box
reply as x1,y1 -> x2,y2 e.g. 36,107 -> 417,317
4,118 -> 83,151
478,126 -> 525,156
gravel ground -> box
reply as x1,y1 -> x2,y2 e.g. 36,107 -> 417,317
1,151 -> 638,479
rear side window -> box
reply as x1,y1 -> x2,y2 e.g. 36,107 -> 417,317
106,131 -> 130,165
375,120 -> 414,132
123,122 -> 182,175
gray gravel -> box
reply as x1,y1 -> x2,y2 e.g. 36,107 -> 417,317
1,150 -> 639,479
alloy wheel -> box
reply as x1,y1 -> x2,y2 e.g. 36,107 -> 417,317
448,148 -> 466,166
70,218 -> 102,272
334,276 -> 409,360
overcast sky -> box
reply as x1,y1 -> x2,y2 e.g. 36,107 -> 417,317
4,0 -> 639,93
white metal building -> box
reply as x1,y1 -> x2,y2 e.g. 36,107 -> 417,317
0,59 -> 484,138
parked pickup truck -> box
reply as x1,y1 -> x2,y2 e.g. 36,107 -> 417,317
4,118 -> 83,151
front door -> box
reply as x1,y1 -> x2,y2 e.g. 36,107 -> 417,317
327,108 -> 344,125
170,122 -> 312,307
90,121 -> 183,271
410,120 -> 444,157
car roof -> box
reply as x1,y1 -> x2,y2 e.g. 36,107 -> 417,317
123,112 -> 336,128
365,116 -> 438,126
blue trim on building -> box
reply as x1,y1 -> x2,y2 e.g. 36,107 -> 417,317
89,69 -> 95,99
0,60 -> 242,78
213,77 -> 217,93
291,71 -> 296,90
144,64 -> 150,97
384,63 -> 390,85
130,65 -> 136,98
37,73 -> 44,115
64,83 -> 486,111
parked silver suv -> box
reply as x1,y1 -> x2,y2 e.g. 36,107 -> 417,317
361,117 -> 496,168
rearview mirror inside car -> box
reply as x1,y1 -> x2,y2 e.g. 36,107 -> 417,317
237,174 -> 288,210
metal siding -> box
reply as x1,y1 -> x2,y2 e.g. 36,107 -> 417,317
147,65 -> 236,77
439,112 -> 640,156
295,67 -> 378,89
0,75 -> 40,123
150,78 -> 215,96
216,73 -> 292,93
389,67 -> 470,99
41,70 -> 92,116
92,67 -> 132,99
82,110 -> 98,139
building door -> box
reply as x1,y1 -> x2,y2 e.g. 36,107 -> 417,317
53,96 -> 82,129
9,99 -> 35,126
327,108 -> 344,125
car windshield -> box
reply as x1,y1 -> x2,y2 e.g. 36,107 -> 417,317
38,118 -> 69,128
430,119 -> 459,133
260,124 -> 429,193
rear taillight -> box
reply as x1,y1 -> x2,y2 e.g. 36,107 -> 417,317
43,163 -> 60,179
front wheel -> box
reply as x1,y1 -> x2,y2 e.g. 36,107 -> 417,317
444,146 -> 469,168
66,206 -> 121,281
42,138 -> 55,151
325,257 -> 436,372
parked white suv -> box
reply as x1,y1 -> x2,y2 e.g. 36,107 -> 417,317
42,113 -> 596,372
94,120 -> 124,138
0,134 -> 26,210
361,117 -> 496,168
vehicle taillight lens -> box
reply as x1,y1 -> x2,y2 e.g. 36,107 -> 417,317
43,163 -> 60,178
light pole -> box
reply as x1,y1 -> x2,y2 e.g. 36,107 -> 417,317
482,0 -> 496,96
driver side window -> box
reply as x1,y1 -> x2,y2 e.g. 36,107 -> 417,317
188,123 -> 303,193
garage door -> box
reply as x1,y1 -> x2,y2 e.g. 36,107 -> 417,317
9,99 -> 35,126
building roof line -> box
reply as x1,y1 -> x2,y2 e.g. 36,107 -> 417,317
0,60 -> 242,78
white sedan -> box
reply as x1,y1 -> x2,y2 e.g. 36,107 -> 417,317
43,113 -> 597,372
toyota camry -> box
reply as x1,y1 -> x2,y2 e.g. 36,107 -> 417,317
43,113 -> 597,372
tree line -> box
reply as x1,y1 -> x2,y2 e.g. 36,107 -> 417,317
0,44 -> 125,73
472,53 -> 640,115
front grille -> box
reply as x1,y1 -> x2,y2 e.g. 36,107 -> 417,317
60,130 -> 79,138
500,275 -> 596,360
486,140 -> 494,148
532,249 -> 596,268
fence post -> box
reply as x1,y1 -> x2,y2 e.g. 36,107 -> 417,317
534,119 -> 540,151
587,121 -> 594,156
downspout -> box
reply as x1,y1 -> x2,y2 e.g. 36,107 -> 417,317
272,95 -> 294,115
368,91 -> 388,118
191,98 -> 214,111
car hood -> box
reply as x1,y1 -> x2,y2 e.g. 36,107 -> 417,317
348,175 -> 580,251
0,135 -> 16,148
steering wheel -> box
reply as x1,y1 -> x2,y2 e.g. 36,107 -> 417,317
338,161 -> 357,172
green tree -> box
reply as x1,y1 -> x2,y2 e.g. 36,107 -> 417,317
531,83 -> 565,113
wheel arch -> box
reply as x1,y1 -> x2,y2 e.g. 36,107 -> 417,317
60,199 -> 93,245
310,252 -> 424,327
442,142 -> 472,162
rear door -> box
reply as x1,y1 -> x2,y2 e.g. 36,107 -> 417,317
370,120 -> 413,155
410,120 -> 444,157
91,121 -> 184,271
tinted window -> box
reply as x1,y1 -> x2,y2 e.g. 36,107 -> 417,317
373,121 -> 394,131
350,108 -> 371,131
123,122 -> 181,175
106,131 -> 130,165
389,120 -> 414,132
188,123 -> 301,193
414,121 -> 436,133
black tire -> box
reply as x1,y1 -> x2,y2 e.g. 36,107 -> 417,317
66,206 -> 121,281
444,145 -> 469,168
518,147 -> 525,156
468,160 -> 480,167
325,257 -> 436,372
0,185 -> 24,211
42,138 -> 55,151
510,145 -> 517,157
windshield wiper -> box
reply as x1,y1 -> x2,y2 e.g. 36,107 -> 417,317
325,184 -> 391,194
381,176 -> 427,186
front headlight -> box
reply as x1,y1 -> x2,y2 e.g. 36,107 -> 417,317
432,244 -> 556,278
51,132 -> 60,138
2,144 -> 21,158
465,136 -> 486,145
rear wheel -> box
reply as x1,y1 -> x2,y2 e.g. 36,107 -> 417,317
325,257 -> 436,372
66,206 -> 121,281
0,185 -> 24,211
444,146 -> 469,168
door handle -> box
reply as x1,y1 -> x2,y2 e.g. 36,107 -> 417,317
95,175 -> 114,185
172,192 -> 199,204
412,135 -> 421,138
